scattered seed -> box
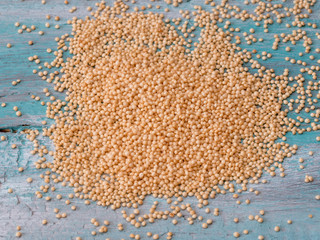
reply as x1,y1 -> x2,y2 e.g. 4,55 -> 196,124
233,232 -> 240,238
274,226 -> 280,232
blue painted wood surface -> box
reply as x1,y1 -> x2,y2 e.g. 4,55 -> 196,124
0,0 -> 320,239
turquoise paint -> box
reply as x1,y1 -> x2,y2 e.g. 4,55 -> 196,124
0,0 -> 320,239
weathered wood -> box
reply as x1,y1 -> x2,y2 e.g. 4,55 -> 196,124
0,0 -> 320,239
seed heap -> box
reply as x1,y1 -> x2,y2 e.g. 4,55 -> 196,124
3,0 -> 317,238
26,0 -> 319,210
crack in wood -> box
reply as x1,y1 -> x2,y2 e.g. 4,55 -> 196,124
0,125 -> 30,133
16,195 -> 21,205
24,203 -> 35,216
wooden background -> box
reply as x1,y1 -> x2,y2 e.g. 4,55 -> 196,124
0,0 -> 320,239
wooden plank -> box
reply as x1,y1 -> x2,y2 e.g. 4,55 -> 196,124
0,0 -> 320,239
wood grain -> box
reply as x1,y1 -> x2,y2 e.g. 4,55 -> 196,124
0,0 -> 320,239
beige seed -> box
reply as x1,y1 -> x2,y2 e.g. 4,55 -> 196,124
233,232 -> 240,238
274,226 -> 280,232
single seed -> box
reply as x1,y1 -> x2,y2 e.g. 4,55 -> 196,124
233,232 -> 240,238
274,226 -> 280,232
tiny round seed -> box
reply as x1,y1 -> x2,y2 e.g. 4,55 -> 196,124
274,226 -> 280,232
